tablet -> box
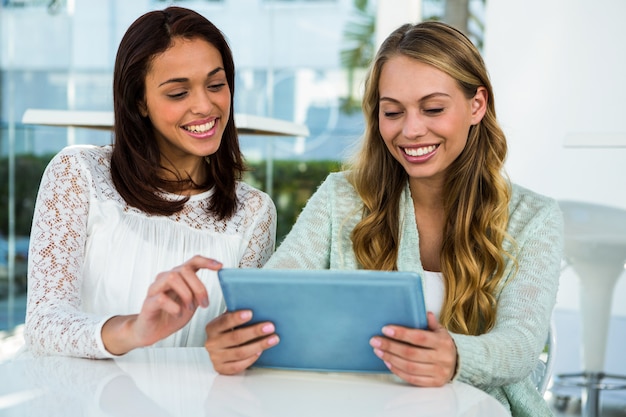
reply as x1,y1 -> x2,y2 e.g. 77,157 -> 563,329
217,268 -> 427,373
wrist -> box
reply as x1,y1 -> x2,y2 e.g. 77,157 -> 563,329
101,315 -> 141,356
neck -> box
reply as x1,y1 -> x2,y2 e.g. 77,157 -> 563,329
162,156 -> 207,182
408,178 -> 444,211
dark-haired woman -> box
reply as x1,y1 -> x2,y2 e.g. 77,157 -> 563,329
24,6 -> 276,358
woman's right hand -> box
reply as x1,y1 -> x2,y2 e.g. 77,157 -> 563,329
101,255 -> 219,356
204,310 -> 280,375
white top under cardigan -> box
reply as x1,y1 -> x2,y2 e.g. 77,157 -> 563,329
24,145 -> 277,358
421,270 -> 444,319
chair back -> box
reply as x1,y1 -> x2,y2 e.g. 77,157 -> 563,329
531,318 -> 557,395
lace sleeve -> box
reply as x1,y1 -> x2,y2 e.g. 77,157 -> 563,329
24,149 -> 112,358
238,191 -> 277,268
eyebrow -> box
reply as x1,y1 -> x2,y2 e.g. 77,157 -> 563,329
158,67 -> 225,87
379,92 -> 451,103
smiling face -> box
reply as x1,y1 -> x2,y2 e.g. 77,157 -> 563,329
141,36 -> 231,175
378,55 -> 487,188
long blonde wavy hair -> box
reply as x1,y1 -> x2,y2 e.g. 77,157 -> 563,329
345,21 -> 515,336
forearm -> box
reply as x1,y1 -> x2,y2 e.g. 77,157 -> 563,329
101,315 -> 144,356
24,304 -> 114,358
452,198 -> 563,388
451,330 -> 539,388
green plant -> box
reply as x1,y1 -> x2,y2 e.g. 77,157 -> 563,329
0,154 -> 53,236
0,153 -> 341,246
339,0 -> 376,114
244,159 -> 342,244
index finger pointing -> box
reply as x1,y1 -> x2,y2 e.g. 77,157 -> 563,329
181,255 -> 223,272
175,256 -> 222,308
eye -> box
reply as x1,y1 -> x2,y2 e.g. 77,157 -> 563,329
424,108 -> 444,115
167,91 -> 188,99
208,83 -> 226,92
382,110 -> 403,119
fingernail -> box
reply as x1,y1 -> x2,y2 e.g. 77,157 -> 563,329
369,337 -> 381,348
384,361 -> 392,369
382,326 -> 394,337
267,336 -> 279,346
240,310 -> 252,320
202,297 -> 209,308
262,323 -> 275,334
374,348 -> 383,358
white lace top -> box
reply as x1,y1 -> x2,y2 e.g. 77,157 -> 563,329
24,145 -> 277,358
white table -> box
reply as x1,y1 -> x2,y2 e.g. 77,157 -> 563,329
0,347 -> 510,417
21,109 -> 310,137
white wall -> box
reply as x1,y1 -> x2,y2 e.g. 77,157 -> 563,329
483,0 -> 626,316
375,0 -> 421,49
483,0 -> 626,374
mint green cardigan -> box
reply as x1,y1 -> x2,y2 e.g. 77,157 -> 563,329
264,172 -> 563,417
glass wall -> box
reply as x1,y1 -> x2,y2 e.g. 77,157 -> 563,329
0,0 -> 376,349
0,0 -> 484,356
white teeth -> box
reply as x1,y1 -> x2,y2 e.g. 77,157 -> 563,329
404,145 -> 437,156
184,120 -> 215,133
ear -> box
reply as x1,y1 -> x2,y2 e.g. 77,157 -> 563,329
470,86 -> 488,125
138,99 -> 148,118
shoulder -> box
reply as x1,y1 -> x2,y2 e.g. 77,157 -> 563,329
316,171 -> 358,197
508,183 -> 563,235
48,144 -> 111,169
236,181 -> 272,203
509,183 -> 560,216
53,144 -> 111,159
322,171 -> 351,187
299,171 -> 361,209
41,145 -> 116,199
235,181 -> 276,212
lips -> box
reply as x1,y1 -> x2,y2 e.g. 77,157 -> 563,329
402,144 -> 438,157
183,119 -> 216,133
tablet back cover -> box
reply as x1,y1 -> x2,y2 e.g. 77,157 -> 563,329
217,269 -> 427,373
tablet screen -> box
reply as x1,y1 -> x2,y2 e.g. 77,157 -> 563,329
217,268 -> 427,373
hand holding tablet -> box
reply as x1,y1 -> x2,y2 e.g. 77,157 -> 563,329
217,268 -> 427,373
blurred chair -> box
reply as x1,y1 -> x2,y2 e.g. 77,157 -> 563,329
551,200 -> 626,417
532,318 -> 557,396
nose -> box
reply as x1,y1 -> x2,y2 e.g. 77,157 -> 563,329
190,89 -> 213,115
402,111 -> 427,139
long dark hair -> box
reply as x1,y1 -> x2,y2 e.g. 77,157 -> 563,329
111,6 -> 244,219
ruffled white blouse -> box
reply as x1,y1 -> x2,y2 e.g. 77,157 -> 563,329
24,145 -> 276,358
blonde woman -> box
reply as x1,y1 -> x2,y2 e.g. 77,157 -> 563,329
205,21 -> 562,417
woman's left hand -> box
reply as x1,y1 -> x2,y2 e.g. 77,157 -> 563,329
369,312 -> 457,387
